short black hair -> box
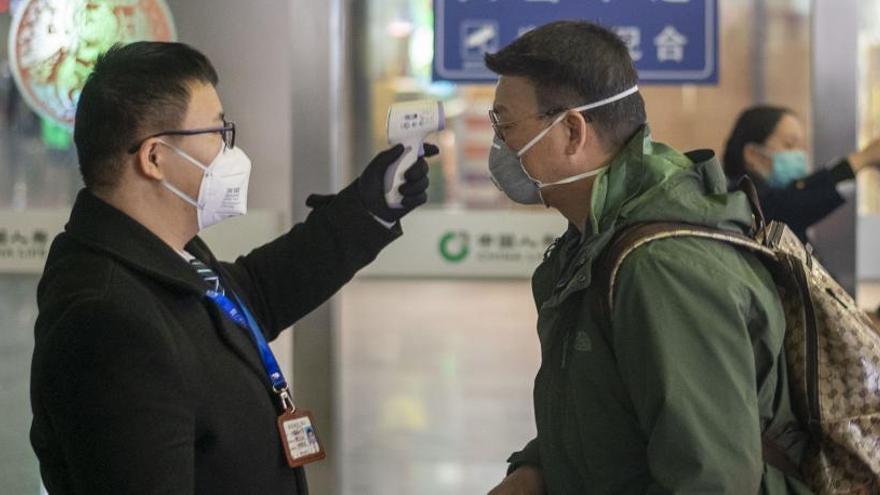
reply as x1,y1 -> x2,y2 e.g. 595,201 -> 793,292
74,41 -> 219,190
722,105 -> 793,180
484,21 -> 645,150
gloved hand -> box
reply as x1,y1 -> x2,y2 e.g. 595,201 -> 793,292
358,143 -> 440,223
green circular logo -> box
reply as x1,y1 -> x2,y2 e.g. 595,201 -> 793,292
439,231 -> 469,263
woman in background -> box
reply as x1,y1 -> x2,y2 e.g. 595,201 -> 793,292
723,105 -> 880,243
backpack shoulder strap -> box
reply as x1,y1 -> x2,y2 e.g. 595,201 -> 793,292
735,175 -> 767,233
594,220 -> 809,480
596,222 -> 775,316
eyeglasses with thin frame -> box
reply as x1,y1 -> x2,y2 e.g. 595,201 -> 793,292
127,120 -> 236,154
488,108 -> 561,143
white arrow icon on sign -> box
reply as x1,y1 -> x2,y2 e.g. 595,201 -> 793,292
466,24 -> 497,48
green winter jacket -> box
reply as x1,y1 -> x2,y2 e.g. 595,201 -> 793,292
507,126 -> 813,495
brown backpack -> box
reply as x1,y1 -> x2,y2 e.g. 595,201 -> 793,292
597,183 -> 880,494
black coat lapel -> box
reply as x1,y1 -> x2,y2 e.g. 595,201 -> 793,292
65,189 -> 277,396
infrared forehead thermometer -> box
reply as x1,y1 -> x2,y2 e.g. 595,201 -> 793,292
385,100 -> 445,208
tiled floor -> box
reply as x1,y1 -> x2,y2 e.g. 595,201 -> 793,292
337,279 -> 880,495
338,279 -> 540,495
4,277 -> 878,494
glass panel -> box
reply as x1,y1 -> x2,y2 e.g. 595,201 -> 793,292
0,8 -> 81,210
1,3 -> 83,493
354,0 -> 503,209
646,0 -> 811,161
858,1 -> 880,216
857,0 -> 880,309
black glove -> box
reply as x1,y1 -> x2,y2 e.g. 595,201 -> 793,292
358,143 -> 440,223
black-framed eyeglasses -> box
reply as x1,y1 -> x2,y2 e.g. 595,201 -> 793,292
127,120 -> 236,154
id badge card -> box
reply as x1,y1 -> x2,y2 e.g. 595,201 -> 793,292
277,409 -> 326,468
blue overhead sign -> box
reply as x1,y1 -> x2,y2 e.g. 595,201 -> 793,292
433,0 -> 719,85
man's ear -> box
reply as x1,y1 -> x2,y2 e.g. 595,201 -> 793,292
562,110 -> 591,155
135,139 -> 165,181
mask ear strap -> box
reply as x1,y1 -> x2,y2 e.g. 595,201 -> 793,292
162,180 -> 200,208
516,112 -> 567,159
157,140 -> 210,172
570,85 -> 640,113
156,140 -> 207,208
515,85 -> 640,159
541,166 -> 608,189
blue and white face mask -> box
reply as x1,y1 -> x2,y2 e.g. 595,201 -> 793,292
488,86 -> 640,205
766,149 -> 809,188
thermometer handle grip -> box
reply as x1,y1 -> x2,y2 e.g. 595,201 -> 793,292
384,143 -> 423,209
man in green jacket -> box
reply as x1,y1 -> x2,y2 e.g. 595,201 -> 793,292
485,21 -> 812,495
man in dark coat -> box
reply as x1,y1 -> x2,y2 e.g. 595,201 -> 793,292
30,41 -> 436,494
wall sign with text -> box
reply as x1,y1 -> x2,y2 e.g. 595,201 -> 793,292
434,0 -> 719,85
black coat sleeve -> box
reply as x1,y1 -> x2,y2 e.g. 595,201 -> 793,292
759,168 -> 846,236
220,180 -> 401,340
33,298 -> 195,494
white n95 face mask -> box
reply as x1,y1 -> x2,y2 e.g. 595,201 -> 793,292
159,140 -> 252,230
489,85 -> 640,205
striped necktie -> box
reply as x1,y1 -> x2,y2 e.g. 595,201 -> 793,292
189,258 -> 224,295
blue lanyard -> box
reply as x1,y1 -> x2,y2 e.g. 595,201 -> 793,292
205,289 -> 294,410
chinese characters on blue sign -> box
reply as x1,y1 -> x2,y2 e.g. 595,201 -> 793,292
434,0 -> 719,84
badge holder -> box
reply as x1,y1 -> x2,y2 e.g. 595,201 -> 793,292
276,387 -> 326,468
205,289 -> 327,468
